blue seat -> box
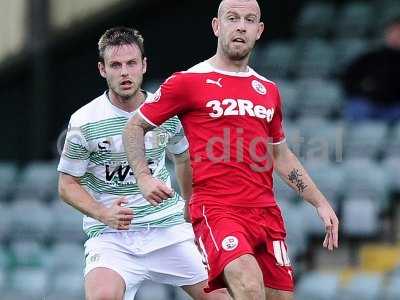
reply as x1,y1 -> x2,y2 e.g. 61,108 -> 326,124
296,271 -> 340,300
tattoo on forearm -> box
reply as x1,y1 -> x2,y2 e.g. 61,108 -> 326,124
288,169 -> 308,193
123,116 -> 155,179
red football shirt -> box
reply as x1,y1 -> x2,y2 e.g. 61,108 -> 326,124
139,61 -> 285,207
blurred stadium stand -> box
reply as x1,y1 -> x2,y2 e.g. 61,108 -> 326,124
0,0 -> 399,299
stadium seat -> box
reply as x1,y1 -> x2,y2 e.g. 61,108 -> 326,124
381,156 -> 400,192
135,281 -> 171,300
385,275 -> 400,300
281,201 -> 309,257
50,199 -> 86,242
303,160 -> 344,207
336,2 -> 374,37
256,41 -> 295,78
342,197 -> 380,238
344,121 -> 388,159
9,198 -> 54,241
9,267 -> 49,299
0,268 -> 5,295
342,158 -> 389,207
385,122 -> 400,158
47,241 -> 84,274
15,160 -> 58,201
9,240 -> 48,268
333,38 -> 370,74
174,287 -> 192,300
295,79 -> 343,117
300,201 -> 326,236
296,117 -> 344,161
0,161 -> 17,202
295,39 -> 336,78
0,246 -> 12,270
273,174 -> 297,203
339,272 -> 384,300
275,80 -> 299,119
295,2 -> 336,37
0,203 -> 12,241
295,270 -> 340,300
47,270 -> 84,299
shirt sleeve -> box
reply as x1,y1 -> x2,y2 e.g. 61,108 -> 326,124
269,85 -> 286,144
138,73 -> 190,126
57,117 -> 90,177
162,116 -> 189,155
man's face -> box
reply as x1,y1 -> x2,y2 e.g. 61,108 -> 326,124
98,44 -> 147,99
385,23 -> 400,50
213,0 -> 264,61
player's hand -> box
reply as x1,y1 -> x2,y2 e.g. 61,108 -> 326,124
316,203 -> 339,251
99,198 -> 134,230
137,174 -> 174,206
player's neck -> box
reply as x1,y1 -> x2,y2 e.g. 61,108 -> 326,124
107,89 -> 145,113
209,52 -> 250,73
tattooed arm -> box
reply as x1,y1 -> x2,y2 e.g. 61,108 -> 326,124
123,113 -> 173,206
271,141 -> 339,251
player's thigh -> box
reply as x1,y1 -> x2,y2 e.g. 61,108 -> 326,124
181,280 -> 229,300
223,254 -> 264,293
85,267 -> 125,300
265,287 -> 293,300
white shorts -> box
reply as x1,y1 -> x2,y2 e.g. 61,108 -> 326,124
84,223 -> 208,300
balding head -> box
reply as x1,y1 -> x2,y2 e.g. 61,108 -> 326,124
217,0 -> 261,20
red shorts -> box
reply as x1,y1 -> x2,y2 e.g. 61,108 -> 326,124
190,204 -> 294,293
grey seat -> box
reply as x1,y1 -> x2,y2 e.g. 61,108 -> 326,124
344,121 -> 388,159
342,158 -> 389,208
336,2 -> 374,37
382,156 -> 400,193
385,122 -> 400,158
9,198 -> 54,240
50,199 -> 85,242
296,270 -> 340,300
47,241 -> 84,274
0,162 -> 18,201
0,203 -> 12,241
333,38 -> 370,74
256,41 -> 295,78
296,79 -> 343,117
16,161 -> 58,201
9,267 -> 49,299
339,272 -> 384,300
9,240 -> 47,268
135,281 -> 171,300
296,2 -> 336,37
385,275 -> 400,300
303,160 -> 343,207
276,80 -> 299,119
47,270 -> 84,299
342,197 -> 380,238
295,39 -> 336,78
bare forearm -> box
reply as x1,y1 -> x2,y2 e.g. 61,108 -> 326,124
174,152 -> 193,200
274,150 -> 328,207
123,116 -> 154,180
58,176 -> 105,221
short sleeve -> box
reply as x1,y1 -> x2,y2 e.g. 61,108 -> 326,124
138,73 -> 190,126
162,116 -> 189,155
57,117 -> 90,177
269,86 -> 286,144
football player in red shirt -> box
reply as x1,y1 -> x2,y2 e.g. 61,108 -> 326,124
123,1 -> 339,299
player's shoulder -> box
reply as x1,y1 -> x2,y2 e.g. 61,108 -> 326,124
250,68 -> 278,88
69,93 -> 108,126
